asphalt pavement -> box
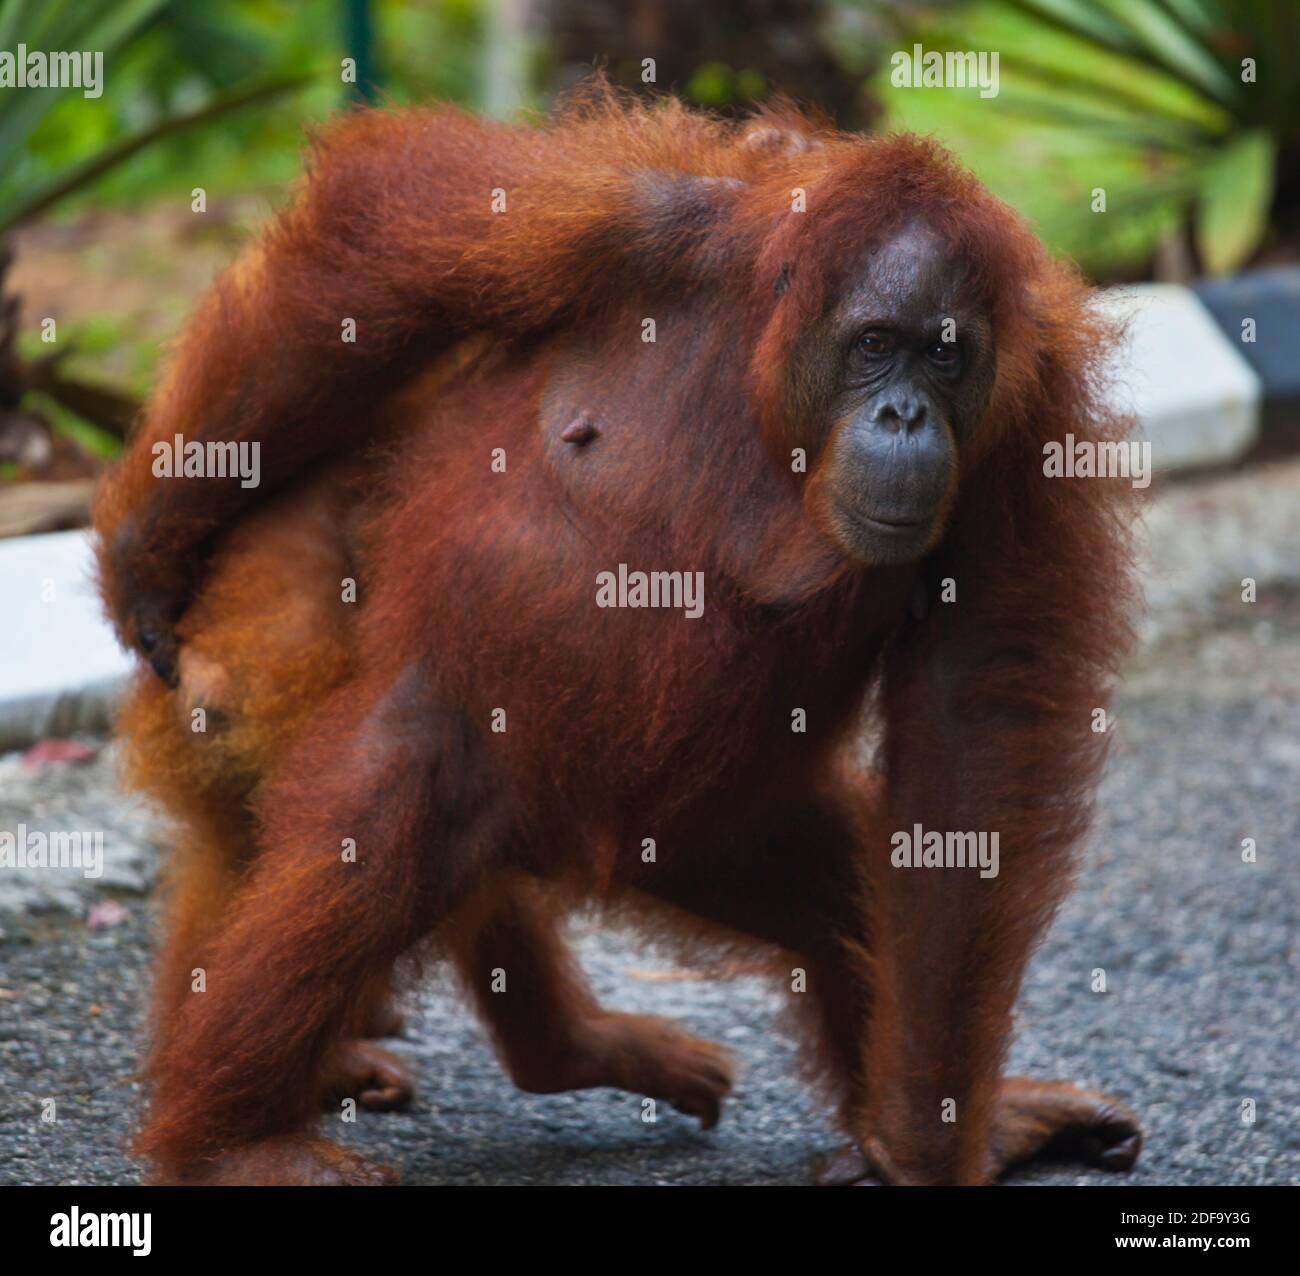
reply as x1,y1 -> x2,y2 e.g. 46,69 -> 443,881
1,462 -> 1297,1186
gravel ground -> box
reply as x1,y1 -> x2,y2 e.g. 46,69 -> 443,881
1,462 -> 1297,1187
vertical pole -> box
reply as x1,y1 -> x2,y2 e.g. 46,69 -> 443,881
343,0 -> 378,103
484,0 -> 532,118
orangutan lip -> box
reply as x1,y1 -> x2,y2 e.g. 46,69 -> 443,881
864,515 -> 926,530
853,511 -> 930,533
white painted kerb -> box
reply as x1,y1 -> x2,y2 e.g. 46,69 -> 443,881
1096,284 -> 1261,472
0,528 -> 133,750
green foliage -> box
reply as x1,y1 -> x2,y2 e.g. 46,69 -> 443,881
2,0 -> 490,459
685,62 -> 767,108
1,0 -> 321,230
380,0 -> 488,109
26,391 -> 122,459
0,0 -> 170,226
1196,128 -> 1275,275
10,0 -> 491,218
874,0 -> 1300,277
19,311 -> 163,397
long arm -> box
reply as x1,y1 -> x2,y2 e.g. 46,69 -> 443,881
94,97 -> 750,677
856,369 -> 1135,1183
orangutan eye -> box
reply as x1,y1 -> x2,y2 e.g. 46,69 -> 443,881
927,340 -> 960,366
857,330 -> 895,357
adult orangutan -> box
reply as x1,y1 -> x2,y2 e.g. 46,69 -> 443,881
94,87 -> 1142,1185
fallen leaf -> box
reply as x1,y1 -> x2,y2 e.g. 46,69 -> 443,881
86,900 -> 129,930
23,739 -> 99,768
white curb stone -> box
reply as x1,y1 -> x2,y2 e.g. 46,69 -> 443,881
1095,284 -> 1262,472
0,528 -> 133,751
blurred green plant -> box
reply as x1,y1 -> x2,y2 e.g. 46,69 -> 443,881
1,0 -> 315,231
874,0 -> 1300,278
0,0 -> 308,498
685,62 -> 768,108
2,1 -> 497,509
15,0 -> 493,217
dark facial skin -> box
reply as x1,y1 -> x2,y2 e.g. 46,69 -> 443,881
803,219 -> 996,566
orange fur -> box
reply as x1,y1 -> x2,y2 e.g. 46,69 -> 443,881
96,86 -> 1139,1185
